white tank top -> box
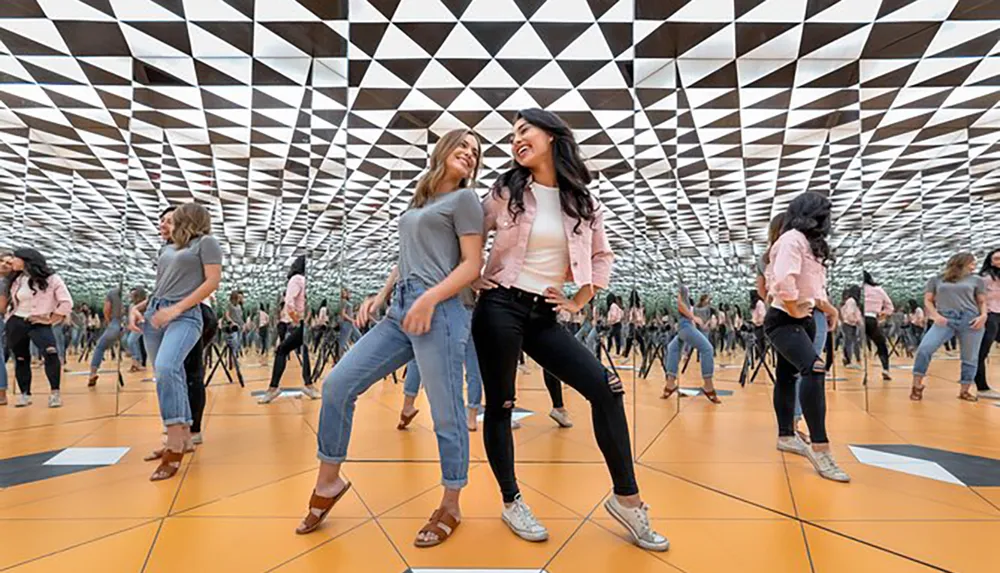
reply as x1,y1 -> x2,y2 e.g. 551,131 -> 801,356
512,183 -> 570,295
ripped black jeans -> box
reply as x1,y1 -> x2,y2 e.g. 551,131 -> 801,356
5,316 -> 61,394
473,287 -> 638,502
764,308 -> 829,444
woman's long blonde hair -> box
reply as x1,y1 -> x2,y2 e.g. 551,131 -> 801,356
942,252 -> 975,283
411,129 -> 481,209
171,202 -> 211,249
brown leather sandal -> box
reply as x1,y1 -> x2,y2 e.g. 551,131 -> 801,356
397,409 -> 419,430
703,389 -> 722,404
149,449 -> 183,481
910,384 -> 925,401
295,482 -> 352,535
87,375 -> 98,387
660,385 -> 678,400
144,442 -> 195,461
414,508 -> 460,548
958,391 -> 979,402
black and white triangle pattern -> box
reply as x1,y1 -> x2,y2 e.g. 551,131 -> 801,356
0,0 -> 997,302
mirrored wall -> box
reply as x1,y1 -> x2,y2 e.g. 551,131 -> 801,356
1,0 -> 999,461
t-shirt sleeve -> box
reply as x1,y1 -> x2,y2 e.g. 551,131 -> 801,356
453,189 -> 485,236
679,284 -> 689,302
199,235 -> 224,266
925,276 -> 939,294
974,276 -> 986,297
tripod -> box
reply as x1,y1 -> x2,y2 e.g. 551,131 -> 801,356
205,333 -> 245,387
309,327 -> 340,386
739,328 -> 775,387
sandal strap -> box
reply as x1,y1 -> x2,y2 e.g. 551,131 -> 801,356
419,508 -> 459,540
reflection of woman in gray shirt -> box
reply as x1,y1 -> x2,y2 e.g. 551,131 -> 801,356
298,129 -> 485,548
126,202 -> 222,482
911,252 -> 989,401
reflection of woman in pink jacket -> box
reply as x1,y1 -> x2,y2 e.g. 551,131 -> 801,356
840,286 -> 863,369
863,272 -> 894,380
2,248 -> 73,408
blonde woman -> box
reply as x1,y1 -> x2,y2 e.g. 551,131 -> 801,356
910,253 -> 988,401
297,129 -> 484,548
128,203 -> 222,481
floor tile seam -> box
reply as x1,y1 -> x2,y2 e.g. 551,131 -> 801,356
167,465 -> 321,518
0,517 -> 161,573
0,414 -> 118,434
261,518 -> 376,573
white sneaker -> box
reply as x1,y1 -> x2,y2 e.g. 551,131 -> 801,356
549,409 -> 573,428
604,496 -> 669,552
805,448 -> 851,483
977,389 -> 1000,400
301,385 -> 321,400
15,394 -> 32,408
48,392 -> 62,408
777,435 -> 810,457
257,388 -> 281,404
191,433 -> 203,445
845,364 -> 861,370
501,495 -> 549,542
881,370 -> 892,381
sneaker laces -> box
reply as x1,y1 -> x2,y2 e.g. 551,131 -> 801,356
813,450 -> 840,473
510,497 -> 540,529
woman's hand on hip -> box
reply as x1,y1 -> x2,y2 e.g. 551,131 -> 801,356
471,277 -> 497,292
402,293 -> 437,336
150,305 -> 181,329
971,313 -> 988,330
544,287 -> 582,314
128,306 -> 145,333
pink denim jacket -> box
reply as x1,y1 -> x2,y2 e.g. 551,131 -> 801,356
5,273 -> 73,320
765,230 -> 828,303
283,274 -> 305,322
482,184 -> 614,290
985,275 -> 1000,314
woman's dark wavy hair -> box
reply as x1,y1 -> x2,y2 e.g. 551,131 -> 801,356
12,247 -> 54,292
287,254 -> 306,280
863,271 -> 878,287
981,248 -> 1000,280
781,192 -> 833,265
493,108 -> 595,233
843,284 -> 861,304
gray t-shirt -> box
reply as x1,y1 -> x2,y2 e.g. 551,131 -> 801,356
398,188 -> 484,288
228,302 -> 244,327
926,274 -> 985,315
153,235 -> 223,300
680,284 -> 712,323
107,287 -> 122,318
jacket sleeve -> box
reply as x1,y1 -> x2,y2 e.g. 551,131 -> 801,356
52,275 -> 74,316
770,236 -> 803,301
881,288 -> 895,315
589,205 -> 614,290
481,189 -> 501,234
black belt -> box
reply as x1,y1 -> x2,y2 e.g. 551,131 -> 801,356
495,286 -> 551,307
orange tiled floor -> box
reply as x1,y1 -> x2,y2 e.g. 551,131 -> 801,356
0,347 -> 998,572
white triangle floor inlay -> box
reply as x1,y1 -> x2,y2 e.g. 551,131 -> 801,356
45,447 -> 131,466
848,446 -> 965,486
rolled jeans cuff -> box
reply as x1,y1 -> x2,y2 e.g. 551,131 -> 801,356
317,451 -> 346,465
163,417 -> 192,427
442,477 -> 468,490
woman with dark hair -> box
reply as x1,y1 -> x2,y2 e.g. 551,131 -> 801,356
472,109 -> 668,552
128,202 -> 221,480
298,128 -> 483,547
127,287 -> 148,372
911,253 -> 989,401
904,298 -> 925,354
975,249 -> 1000,399
661,284 -> 719,403
313,298 -> 329,353
257,303 -> 270,364
863,271 -> 894,381
764,191 -> 849,482
840,286 -> 863,369
2,248 -> 73,408
606,293 -> 624,356
260,255 -> 317,403
224,290 -> 245,361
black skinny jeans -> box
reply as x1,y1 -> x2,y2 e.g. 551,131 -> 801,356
181,305 -> 217,434
541,369 -> 565,409
608,323 -> 623,355
6,316 -> 61,394
975,312 -> 999,391
864,316 -> 890,371
473,287 -> 637,503
258,326 -> 268,354
764,308 -> 829,444
269,322 -> 311,388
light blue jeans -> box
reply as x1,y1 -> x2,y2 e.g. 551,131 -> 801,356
0,317 -> 7,391
126,331 -> 144,362
913,309 -> 985,384
143,299 -> 203,427
317,279 -> 470,489
91,319 -> 122,370
403,326 -> 483,409
795,309 -> 827,419
228,330 -> 242,356
665,318 -> 714,380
